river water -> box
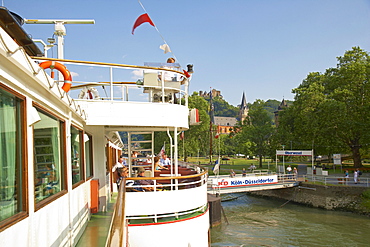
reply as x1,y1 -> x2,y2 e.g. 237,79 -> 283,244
210,194 -> 370,246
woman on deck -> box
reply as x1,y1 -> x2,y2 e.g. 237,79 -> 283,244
154,156 -> 168,170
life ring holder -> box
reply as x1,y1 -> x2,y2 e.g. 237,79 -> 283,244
39,61 -> 72,92
78,86 -> 100,100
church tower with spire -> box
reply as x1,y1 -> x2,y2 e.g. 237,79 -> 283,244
238,92 -> 249,122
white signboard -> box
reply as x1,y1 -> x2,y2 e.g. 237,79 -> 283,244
333,154 -> 341,165
212,175 -> 278,188
276,150 -> 312,156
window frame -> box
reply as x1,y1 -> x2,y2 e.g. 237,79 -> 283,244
32,102 -> 67,211
84,132 -> 94,180
71,125 -> 85,188
0,83 -> 28,231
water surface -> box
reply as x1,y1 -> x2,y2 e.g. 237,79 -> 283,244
211,194 -> 370,246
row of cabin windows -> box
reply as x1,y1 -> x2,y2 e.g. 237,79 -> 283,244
0,84 -> 93,227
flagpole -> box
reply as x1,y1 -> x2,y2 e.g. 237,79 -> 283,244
209,88 -> 214,164
209,119 -> 213,164
218,133 -> 220,157
209,88 -> 213,164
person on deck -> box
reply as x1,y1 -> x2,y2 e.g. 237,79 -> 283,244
230,169 -> 236,178
242,168 -> 247,177
293,167 -> 298,180
155,156 -> 168,170
135,167 -> 162,191
112,158 -> 126,189
161,57 -> 177,82
160,154 -> 171,168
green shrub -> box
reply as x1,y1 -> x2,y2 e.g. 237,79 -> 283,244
361,189 -> 370,209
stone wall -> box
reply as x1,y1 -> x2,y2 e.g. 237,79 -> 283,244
249,183 -> 370,215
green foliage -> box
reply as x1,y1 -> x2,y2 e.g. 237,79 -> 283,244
120,47 -> 370,167
361,189 -> 370,210
180,93 -> 211,158
277,47 -> 370,167
264,99 -> 292,124
205,96 -> 239,117
234,100 -> 275,167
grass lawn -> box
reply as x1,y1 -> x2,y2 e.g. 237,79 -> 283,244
186,157 -> 301,175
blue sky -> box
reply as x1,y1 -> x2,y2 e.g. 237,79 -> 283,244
4,0 -> 370,106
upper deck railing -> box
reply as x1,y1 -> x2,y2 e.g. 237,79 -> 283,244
31,57 -> 191,107
125,162 -> 207,192
105,163 -> 208,244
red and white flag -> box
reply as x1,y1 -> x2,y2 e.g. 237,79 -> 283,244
159,43 -> 171,54
132,13 -> 155,34
159,144 -> 165,157
190,108 -> 200,125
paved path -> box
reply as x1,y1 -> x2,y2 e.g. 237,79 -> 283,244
305,171 -> 370,187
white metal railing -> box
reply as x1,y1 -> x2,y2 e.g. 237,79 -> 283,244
277,173 -> 298,184
0,31 -> 88,120
304,175 -> 370,187
31,57 -> 190,106
126,204 -> 208,224
125,169 -> 207,192
252,169 -> 271,175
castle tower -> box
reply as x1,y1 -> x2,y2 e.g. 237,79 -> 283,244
238,92 -> 249,122
274,98 -> 288,127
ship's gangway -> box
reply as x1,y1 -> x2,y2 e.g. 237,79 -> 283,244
208,172 -> 298,194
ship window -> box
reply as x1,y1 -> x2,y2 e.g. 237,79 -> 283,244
71,126 -> 84,185
84,133 -> 93,179
0,86 -> 25,223
34,109 -> 65,204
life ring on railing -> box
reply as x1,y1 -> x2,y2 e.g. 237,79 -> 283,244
39,61 -> 73,92
78,86 -> 100,100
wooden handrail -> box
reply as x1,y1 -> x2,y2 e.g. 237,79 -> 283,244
127,170 -> 208,181
31,57 -> 188,77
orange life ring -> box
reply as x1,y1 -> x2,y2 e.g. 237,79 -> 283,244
39,61 -> 73,92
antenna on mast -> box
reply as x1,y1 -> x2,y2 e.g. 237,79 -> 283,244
24,19 -> 95,59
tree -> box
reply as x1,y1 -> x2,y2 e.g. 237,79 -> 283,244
283,47 -> 370,168
179,93 -> 211,160
204,96 -> 239,117
238,100 -> 275,168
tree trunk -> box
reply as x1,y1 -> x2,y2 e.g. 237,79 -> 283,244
259,154 -> 263,168
350,141 -> 363,168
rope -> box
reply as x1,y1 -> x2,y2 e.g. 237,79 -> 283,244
137,0 -> 179,63
279,187 -> 299,208
221,194 -> 245,202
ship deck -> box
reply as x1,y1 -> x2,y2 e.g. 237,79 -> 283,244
76,193 -> 117,247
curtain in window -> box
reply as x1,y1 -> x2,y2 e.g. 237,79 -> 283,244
0,90 -> 18,220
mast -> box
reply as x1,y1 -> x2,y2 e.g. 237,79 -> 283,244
209,89 -> 214,163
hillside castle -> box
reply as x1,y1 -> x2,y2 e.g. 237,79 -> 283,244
199,89 -> 287,134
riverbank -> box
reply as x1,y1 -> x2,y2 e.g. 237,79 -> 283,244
248,182 -> 370,216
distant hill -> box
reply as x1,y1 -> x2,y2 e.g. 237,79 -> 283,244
205,96 -> 239,118
203,95 -> 293,122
